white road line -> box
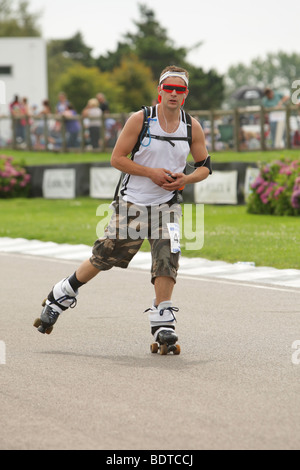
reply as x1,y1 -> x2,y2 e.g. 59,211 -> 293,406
0,237 -> 299,290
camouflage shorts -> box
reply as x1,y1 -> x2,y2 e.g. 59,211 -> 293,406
90,197 -> 182,284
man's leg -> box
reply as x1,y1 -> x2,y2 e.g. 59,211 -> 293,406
34,198 -> 144,334
154,276 -> 175,306
76,258 -> 100,283
146,203 -> 181,351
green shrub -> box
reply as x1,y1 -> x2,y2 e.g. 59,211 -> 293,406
247,158 -> 300,216
0,155 -> 31,198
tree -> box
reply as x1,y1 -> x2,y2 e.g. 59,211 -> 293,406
56,64 -> 124,113
49,32 -> 95,68
225,51 -> 300,105
112,54 -> 155,112
95,3 -> 224,110
124,4 -> 190,81
56,65 -> 106,113
187,66 -> 224,111
0,0 -> 41,36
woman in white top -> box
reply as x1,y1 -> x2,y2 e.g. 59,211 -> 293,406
82,98 -> 102,149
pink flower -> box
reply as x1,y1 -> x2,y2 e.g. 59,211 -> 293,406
273,186 -> 285,198
256,182 -> 268,194
251,175 -> 265,189
291,189 -> 300,209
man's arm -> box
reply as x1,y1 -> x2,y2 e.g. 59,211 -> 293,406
111,111 -> 176,187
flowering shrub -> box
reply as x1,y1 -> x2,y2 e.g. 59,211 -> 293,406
0,155 -> 31,198
247,158 -> 300,216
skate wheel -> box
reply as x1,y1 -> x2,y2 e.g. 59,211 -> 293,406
33,318 -> 41,328
173,344 -> 181,355
150,343 -> 159,354
45,326 -> 53,335
160,344 -> 168,355
42,298 -> 47,307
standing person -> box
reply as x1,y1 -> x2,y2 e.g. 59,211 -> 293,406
63,103 -> 80,148
82,98 -> 102,149
56,92 -> 69,114
33,100 -> 52,149
34,65 -> 212,354
96,93 -> 109,114
10,95 -> 26,142
262,87 -> 289,148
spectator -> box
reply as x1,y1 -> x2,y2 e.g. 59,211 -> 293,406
9,95 -> 26,142
293,129 -> 300,148
33,100 -> 52,149
63,103 -> 81,148
56,92 -> 69,114
82,98 -> 102,149
48,120 -> 63,150
96,93 -> 109,114
262,87 -> 289,148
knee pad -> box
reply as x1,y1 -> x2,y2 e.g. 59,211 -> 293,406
47,278 -> 78,313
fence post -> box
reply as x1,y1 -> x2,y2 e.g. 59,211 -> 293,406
101,113 -> 106,152
80,116 -> 85,152
210,110 -> 215,152
43,115 -> 49,151
233,107 -> 240,151
12,116 -> 17,149
285,105 -> 291,149
61,116 -> 67,152
25,115 -> 32,150
259,106 -> 266,151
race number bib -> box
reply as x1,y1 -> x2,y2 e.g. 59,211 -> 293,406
167,223 -> 181,254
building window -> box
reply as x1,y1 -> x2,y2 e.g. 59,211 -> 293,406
0,66 -> 12,75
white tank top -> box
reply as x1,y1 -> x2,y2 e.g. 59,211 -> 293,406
121,106 -> 191,205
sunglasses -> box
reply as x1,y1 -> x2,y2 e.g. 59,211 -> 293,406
161,84 -> 187,94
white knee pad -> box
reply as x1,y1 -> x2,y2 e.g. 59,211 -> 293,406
46,278 -> 78,313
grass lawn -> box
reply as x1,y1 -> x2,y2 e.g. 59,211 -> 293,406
3,148 -> 300,166
0,197 -> 299,270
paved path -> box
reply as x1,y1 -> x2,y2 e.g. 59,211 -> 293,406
1,240 -> 300,450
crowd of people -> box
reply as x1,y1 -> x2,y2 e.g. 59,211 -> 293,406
4,87 -> 300,151
7,92 -> 121,151
202,86 -> 300,151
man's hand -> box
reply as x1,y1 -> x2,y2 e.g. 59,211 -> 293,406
161,172 -> 186,191
148,168 -> 178,187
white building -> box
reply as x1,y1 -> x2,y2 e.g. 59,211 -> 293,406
0,37 -> 48,143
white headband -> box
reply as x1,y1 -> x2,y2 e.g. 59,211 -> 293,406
159,71 -> 189,86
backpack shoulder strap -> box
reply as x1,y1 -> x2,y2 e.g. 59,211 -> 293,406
181,109 -> 192,148
131,105 -> 153,156
113,105 -> 153,200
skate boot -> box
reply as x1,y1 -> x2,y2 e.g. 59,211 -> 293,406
146,300 -> 180,355
33,278 -> 78,334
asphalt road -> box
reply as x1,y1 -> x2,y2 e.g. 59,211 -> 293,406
1,252 -> 300,450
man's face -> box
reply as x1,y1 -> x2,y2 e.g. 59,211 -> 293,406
158,77 -> 189,108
